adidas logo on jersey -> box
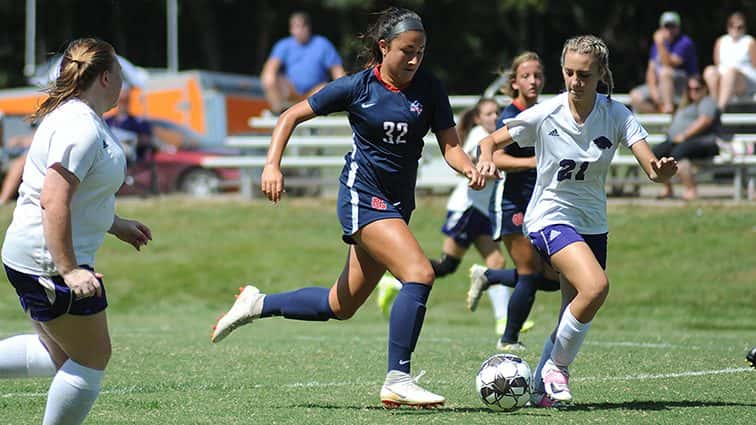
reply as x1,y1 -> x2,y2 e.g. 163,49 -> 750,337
548,129 -> 559,136
549,229 -> 561,241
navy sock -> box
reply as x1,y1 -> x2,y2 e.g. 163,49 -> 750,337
484,268 -> 518,287
388,282 -> 431,373
501,274 -> 537,343
260,287 -> 336,321
537,276 -> 560,292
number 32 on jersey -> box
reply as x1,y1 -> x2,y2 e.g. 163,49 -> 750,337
383,121 -> 408,144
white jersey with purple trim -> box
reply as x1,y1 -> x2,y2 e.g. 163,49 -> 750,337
505,93 -> 648,234
446,125 -> 495,214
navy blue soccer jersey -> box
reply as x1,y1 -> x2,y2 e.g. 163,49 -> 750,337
308,66 -> 455,211
496,101 -> 536,200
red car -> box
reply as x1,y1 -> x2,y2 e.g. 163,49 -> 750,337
116,119 -> 240,197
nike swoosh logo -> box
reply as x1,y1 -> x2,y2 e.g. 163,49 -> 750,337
398,360 -> 410,365
361,102 -> 376,108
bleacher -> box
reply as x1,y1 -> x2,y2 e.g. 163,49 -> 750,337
203,95 -> 756,201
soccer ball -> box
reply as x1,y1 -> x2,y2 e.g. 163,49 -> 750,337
475,353 -> 532,412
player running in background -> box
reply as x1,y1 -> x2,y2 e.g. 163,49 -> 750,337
412,98 -> 510,337
477,35 -> 677,407
467,52 -> 558,352
0,38 -> 151,425
211,7 -> 486,408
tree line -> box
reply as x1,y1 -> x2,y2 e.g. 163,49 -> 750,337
0,0 -> 753,94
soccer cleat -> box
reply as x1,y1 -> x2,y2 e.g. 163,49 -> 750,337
211,285 -> 264,343
541,361 -> 572,403
376,273 -> 402,318
380,370 -> 445,408
747,347 -> 756,369
467,264 -> 490,311
529,392 -> 563,408
496,340 -> 527,353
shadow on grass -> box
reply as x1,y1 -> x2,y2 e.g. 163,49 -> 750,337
292,399 -> 756,413
560,399 -> 756,411
290,404 -> 550,415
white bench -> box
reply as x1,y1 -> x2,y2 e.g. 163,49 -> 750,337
217,114 -> 756,200
610,134 -> 756,200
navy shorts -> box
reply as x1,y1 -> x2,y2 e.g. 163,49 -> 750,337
441,208 -> 491,248
491,198 -> 527,241
337,182 -> 411,245
4,264 -> 108,322
528,224 -> 608,270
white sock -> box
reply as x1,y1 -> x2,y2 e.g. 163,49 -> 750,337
487,285 -> 512,321
550,305 -> 592,368
533,335 -> 554,394
43,359 -> 104,425
0,334 -> 56,379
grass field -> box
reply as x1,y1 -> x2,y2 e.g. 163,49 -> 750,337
1,196 -> 754,424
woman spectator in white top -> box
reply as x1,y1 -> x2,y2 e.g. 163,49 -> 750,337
0,38 -> 151,425
477,35 -> 677,407
703,11 -> 756,110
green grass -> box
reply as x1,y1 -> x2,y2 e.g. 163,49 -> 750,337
1,196 -> 754,424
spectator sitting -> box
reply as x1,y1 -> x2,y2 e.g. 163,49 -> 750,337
630,11 -> 699,114
703,11 -> 756,110
652,75 -> 721,201
261,11 -> 346,115
0,130 -> 34,205
106,88 -> 157,194
106,88 -> 153,162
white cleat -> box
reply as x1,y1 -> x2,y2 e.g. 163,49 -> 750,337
380,370 -> 445,408
467,264 -> 489,312
211,285 -> 264,343
541,360 -> 573,403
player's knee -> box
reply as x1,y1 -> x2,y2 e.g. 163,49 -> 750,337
584,277 -> 609,308
431,254 -> 460,278
72,340 -> 112,370
332,307 -> 357,320
406,263 -> 435,286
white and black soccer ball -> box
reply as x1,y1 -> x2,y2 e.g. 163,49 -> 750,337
475,353 -> 532,412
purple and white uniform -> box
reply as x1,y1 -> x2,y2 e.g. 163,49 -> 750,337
504,93 -> 648,268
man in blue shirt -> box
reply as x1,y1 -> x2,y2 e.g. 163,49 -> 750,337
261,11 -> 346,114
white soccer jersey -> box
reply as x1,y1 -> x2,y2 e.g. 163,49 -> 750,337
446,125 -> 496,213
2,99 -> 127,275
505,93 -> 647,234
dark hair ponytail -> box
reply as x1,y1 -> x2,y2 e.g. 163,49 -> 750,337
357,7 -> 424,69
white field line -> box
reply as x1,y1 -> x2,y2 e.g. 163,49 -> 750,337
2,367 -> 751,399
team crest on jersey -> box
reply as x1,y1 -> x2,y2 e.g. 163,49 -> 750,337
512,212 -> 524,226
593,136 -> 612,149
371,196 -> 388,210
409,100 -> 423,116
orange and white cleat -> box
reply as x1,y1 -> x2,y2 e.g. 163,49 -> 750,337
211,285 -> 265,343
380,370 -> 445,409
